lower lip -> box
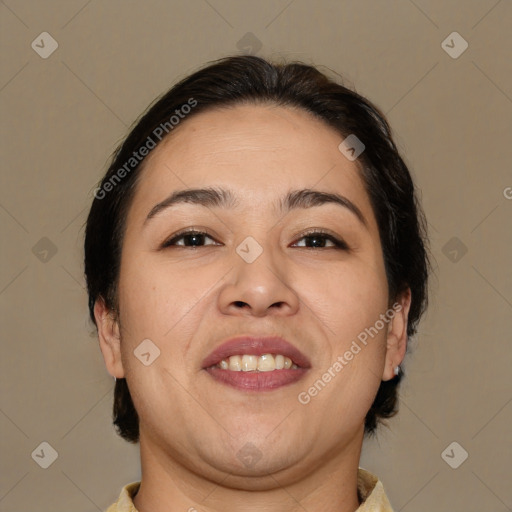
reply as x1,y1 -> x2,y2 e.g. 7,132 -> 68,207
205,367 -> 308,391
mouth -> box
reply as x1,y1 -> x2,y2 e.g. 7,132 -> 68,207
202,336 -> 311,391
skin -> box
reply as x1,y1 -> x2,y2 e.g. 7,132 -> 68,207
95,104 -> 411,512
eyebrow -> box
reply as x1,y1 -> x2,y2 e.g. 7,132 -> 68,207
144,187 -> 368,228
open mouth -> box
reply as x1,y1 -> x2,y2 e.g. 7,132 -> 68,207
211,353 -> 300,372
202,336 -> 310,391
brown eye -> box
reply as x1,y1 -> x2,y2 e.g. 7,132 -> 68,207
293,231 -> 349,250
162,230 -> 219,248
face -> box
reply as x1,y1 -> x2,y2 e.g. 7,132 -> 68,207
97,104 -> 409,490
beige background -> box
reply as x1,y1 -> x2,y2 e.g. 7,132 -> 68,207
1,1 -> 511,511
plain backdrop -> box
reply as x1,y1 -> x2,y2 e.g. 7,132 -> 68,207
0,1 -> 511,511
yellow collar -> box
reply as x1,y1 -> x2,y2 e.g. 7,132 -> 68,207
106,467 -> 394,511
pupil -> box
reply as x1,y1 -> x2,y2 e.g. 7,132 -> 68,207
308,236 -> 324,248
187,234 -> 203,246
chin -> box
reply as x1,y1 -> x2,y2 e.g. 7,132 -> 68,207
196,434 -> 304,481
214,453 -> 306,491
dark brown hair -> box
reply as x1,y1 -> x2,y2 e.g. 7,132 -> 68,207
84,55 -> 430,443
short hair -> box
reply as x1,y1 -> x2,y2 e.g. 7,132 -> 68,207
84,55 -> 430,443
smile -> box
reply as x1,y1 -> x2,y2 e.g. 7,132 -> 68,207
214,353 -> 299,371
202,336 -> 311,391
205,353 -> 308,391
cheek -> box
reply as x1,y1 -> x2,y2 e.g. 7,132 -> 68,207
294,254 -> 389,413
297,254 -> 389,339
116,255 -> 226,373
118,255 -> 200,329
116,259 -> 207,405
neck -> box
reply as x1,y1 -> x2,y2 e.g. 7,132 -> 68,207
132,427 -> 364,512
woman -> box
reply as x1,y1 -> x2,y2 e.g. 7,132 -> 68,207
84,55 -> 430,511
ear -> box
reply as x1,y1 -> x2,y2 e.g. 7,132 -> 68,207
94,297 -> 125,379
382,288 -> 412,381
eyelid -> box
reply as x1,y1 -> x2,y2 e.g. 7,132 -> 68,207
161,228 -> 221,248
161,227 -> 349,250
292,228 -> 350,250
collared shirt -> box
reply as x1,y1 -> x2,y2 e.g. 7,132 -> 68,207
105,467 -> 394,511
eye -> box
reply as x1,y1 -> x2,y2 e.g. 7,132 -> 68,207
292,231 -> 349,250
161,229 -> 349,250
162,230 -> 220,248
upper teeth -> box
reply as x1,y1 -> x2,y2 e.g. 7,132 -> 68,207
216,354 -> 299,371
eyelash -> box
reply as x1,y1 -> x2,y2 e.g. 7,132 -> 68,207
161,229 -> 349,250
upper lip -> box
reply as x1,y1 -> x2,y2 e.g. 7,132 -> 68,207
201,336 -> 311,369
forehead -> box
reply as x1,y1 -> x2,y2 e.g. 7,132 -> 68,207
145,103 -> 349,171
128,104 -> 374,224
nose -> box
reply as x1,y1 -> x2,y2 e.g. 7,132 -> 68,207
217,241 -> 300,318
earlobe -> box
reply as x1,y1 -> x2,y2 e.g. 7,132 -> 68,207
94,297 -> 125,379
382,288 -> 412,381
